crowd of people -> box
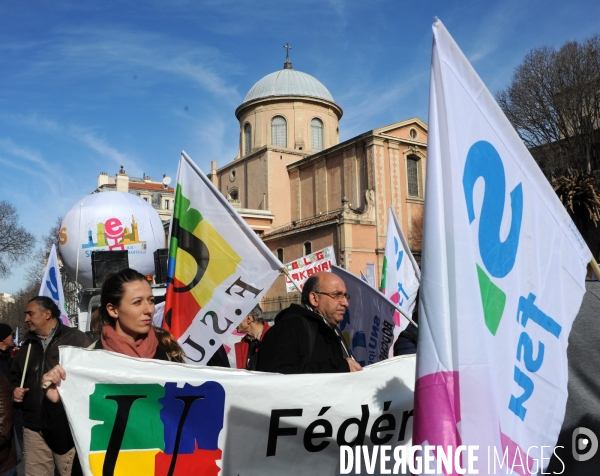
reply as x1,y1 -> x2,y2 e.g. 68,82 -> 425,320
0,268 -> 417,476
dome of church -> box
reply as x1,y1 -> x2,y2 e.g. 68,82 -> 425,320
243,68 -> 336,104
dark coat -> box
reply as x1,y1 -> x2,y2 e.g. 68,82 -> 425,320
547,281 -> 600,474
257,304 -> 350,374
0,349 -> 12,380
393,324 -> 418,356
0,372 -> 17,474
10,320 -> 91,431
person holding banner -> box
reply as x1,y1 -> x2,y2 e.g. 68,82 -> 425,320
40,268 -> 185,476
257,272 -> 362,374
10,297 -> 90,476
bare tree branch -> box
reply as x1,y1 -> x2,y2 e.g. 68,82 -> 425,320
496,35 -> 600,178
0,200 -> 36,279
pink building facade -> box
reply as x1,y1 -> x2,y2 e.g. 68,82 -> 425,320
208,57 -> 427,315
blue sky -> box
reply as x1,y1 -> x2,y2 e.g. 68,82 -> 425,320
1,0 -> 599,293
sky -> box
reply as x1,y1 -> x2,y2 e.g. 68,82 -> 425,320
1,0 -> 599,294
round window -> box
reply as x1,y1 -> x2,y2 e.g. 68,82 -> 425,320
409,128 -> 418,140
229,169 -> 236,182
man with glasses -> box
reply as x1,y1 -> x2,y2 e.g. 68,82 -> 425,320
257,272 -> 362,374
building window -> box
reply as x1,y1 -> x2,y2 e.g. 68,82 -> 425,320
228,188 -> 240,205
271,116 -> 287,147
310,118 -> 323,152
409,128 -> 418,140
407,156 -> 421,197
303,241 -> 312,256
244,123 -> 252,155
277,248 -> 284,262
164,199 -> 170,210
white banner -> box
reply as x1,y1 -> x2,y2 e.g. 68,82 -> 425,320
414,20 -> 591,474
331,265 -> 397,366
39,244 -> 69,326
59,347 -> 415,476
164,152 -> 283,365
284,245 -> 336,292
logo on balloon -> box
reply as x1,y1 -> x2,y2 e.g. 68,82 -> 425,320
82,215 -> 147,253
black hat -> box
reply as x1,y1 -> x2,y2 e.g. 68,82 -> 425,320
0,323 -> 12,342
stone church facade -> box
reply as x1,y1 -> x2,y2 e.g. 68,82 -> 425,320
208,55 -> 427,315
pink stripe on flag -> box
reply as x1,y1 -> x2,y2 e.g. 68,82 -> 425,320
414,371 -> 461,475
499,431 -> 535,476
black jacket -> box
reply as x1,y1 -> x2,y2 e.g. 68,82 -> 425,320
257,304 -> 350,374
0,372 -> 17,474
9,320 -> 91,430
0,349 -> 12,380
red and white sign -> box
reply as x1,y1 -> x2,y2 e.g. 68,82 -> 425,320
284,245 -> 336,292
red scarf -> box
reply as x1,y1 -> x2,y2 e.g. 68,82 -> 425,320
100,324 -> 159,359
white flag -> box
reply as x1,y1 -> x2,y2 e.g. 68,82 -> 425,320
39,244 -> 69,326
163,152 -> 282,365
414,20 -> 591,474
380,207 -> 420,333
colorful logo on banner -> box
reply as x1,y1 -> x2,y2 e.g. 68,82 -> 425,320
89,381 -> 225,476
164,185 -> 241,339
463,140 -> 562,422
81,215 -> 147,254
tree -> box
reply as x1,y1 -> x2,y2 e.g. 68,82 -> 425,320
0,200 -> 35,279
496,34 -> 600,178
23,216 -> 80,321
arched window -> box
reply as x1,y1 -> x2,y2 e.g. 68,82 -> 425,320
271,116 -> 287,147
276,248 -> 284,262
310,118 -> 323,152
244,123 -> 252,155
228,188 -> 239,204
303,241 -> 312,256
407,156 -> 421,197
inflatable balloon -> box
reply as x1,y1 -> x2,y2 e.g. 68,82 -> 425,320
58,192 -> 166,288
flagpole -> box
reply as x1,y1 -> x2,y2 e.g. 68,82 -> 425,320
19,343 -> 31,388
590,258 -> 600,280
391,301 -> 418,328
281,267 -> 303,293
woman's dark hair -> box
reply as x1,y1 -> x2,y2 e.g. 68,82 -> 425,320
90,268 -> 185,361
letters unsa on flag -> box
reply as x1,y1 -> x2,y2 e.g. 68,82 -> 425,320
414,19 -> 591,474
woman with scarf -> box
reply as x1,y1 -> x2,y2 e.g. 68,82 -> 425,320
40,268 -> 185,475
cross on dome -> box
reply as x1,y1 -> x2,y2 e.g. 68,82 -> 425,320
283,42 -> 293,70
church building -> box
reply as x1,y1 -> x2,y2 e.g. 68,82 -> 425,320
208,50 -> 428,315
